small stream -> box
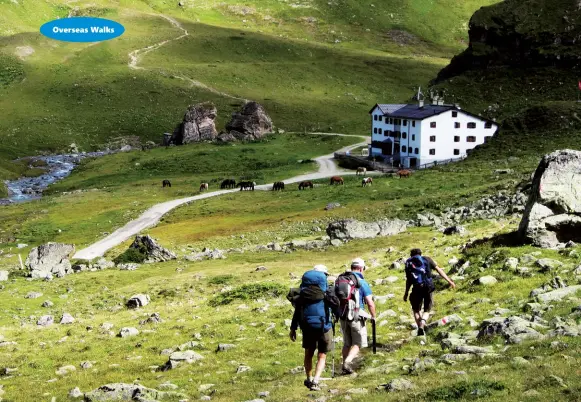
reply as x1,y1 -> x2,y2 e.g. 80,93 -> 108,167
1,152 -> 111,205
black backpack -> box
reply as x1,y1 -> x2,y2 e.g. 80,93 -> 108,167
405,256 -> 435,291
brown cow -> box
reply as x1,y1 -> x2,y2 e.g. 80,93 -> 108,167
362,177 -> 373,187
298,181 -> 313,190
330,176 -> 344,185
356,167 -> 367,176
398,169 -> 412,178
162,180 -> 171,188
199,183 -> 209,191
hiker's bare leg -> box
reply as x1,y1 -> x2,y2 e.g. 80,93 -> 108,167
342,345 -> 349,362
304,349 -> 315,380
313,352 -> 326,383
344,345 -> 360,364
413,311 -> 422,327
420,311 -> 430,328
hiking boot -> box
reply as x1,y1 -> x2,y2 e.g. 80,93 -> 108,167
417,327 -> 425,336
341,362 -> 354,375
303,379 -> 313,389
309,381 -> 322,391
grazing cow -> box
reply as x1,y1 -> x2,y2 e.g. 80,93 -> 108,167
199,183 -> 209,192
298,181 -> 313,190
162,180 -> 171,188
330,176 -> 344,185
356,167 -> 367,176
398,169 -> 412,178
362,177 -> 373,187
273,181 -> 285,191
238,181 -> 255,191
221,179 -> 236,189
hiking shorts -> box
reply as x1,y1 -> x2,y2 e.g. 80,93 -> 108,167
302,328 -> 333,353
410,286 -> 434,313
340,318 -> 368,348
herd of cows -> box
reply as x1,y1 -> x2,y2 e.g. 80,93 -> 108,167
160,167 -> 413,192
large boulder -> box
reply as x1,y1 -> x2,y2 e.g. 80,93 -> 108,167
519,150 -> 581,248
128,235 -> 176,263
226,102 -> 273,141
25,243 -> 75,279
478,316 -> 545,344
171,102 -> 218,145
326,219 -> 407,240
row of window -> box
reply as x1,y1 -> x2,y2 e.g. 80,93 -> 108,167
430,121 -> 492,129
373,115 -> 417,127
428,135 -> 477,143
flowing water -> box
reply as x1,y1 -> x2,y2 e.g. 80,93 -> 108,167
1,152 -> 110,205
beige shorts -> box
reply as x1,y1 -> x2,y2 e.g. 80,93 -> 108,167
340,318 -> 368,348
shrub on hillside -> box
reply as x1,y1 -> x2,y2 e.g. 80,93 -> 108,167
208,275 -> 234,285
425,380 -> 505,400
113,247 -> 147,264
209,283 -> 286,306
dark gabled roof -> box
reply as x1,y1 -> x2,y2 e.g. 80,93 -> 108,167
369,103 -> 498,125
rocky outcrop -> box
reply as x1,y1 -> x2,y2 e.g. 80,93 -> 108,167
171,102 -> 218,145
128,235 -> 176,263
519,150 -> 581,248
435,0 -> 581,82
326,219 -> 407,240
84,383 -> 184,401
225,102 -> 273,141
25,243 -> 75,279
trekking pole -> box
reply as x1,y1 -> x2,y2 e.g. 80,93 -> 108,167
331,319 -> 336,378
372,318 -> 377,354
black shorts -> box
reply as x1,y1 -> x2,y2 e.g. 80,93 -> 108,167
302,328 -> 333,353
410,286 -> 434,313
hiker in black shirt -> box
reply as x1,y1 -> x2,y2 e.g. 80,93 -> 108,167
404,248 -> 455,336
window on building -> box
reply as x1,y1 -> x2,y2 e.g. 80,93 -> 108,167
402,146 -> 407,153
454,136 -> 460,142
402,132 -> 407,139
412,134 -> 415,141
412,121 -> 416,127
373,128 -> 377,134
374,115 -> 378,121
467,136 -> 476,142
403,120 -> 408,126
389,118 -> 393,124
378,128 -> 382,134
454,149 -> 460,156
467,122 -> 477,129
485,122 -> 493,129
384,130 -> 390,136
454,122 -> 461,129
452,111 -> 458,118
429,149 -> 436,155
430,122 -> 437,128
415,148 -> 419,154
430,135 -> 436,142
378,116 -> 383,122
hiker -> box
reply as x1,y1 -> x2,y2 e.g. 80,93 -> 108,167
336,258 -> 376,374
403,248 -> 456,336
289,265 -> 333,391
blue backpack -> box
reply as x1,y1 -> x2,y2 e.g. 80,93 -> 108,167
405,256 -> 435,290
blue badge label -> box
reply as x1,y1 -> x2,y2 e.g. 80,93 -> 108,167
40,17 -> 125,42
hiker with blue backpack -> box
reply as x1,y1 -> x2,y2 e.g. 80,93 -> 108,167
404,248 -> 456,336
335,258 -> 376,374
289,265 -> 333,391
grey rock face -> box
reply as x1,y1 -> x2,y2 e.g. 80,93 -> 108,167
128,235 -> 176,263
476,276 -> 498,286
25,243 -> 75,279
118,327 -> 139,338
478,316 -> 544,343
536,285 -> 581,303
535,258 -> 563,272
519,150 -> 581,248
530,276 -> 567,297
171,102 -> 218,145
37,315 -> 54,326
226,102 -> 273,141
378,378 -> 414,392
126,294 -> 150,309
326,218 -> 407,240
0,271 -> 8,281
161,350 -> 204,371
25,291 -> 43,299
60,313 -> 75,324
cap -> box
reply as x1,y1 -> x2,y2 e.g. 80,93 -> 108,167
351,258 -> 365,269
313,264 -> 329,275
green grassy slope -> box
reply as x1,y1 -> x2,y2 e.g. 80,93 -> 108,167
0,0 -> 497,176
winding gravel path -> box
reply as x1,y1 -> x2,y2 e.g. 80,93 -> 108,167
73,134 -> 371,260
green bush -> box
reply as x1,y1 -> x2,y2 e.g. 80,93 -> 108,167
208,275 -> 234,285
113,247 -> 147,264
209,283 -> 286,306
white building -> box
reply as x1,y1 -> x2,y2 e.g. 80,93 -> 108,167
368,100 -> 498,168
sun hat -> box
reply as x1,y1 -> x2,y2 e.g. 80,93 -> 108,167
313,264 -> 329,275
